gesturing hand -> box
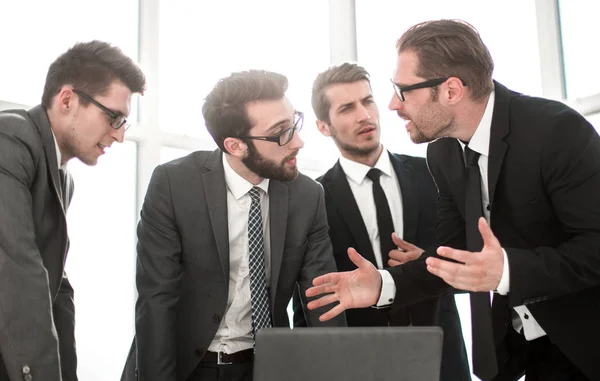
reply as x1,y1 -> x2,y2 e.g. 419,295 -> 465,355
306,248 -> 382,321
426,217 -> 504,292
387,233 -> 424,267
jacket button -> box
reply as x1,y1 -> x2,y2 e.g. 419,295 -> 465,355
504,321 -> 509,327
212,314 -> 221,324
22,365 -> 30,374
195,348 -> 204,357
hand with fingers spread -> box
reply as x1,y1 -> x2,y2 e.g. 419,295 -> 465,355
426,217 -> 504,292
306,247 -> 382,322
387,233 -> 424,267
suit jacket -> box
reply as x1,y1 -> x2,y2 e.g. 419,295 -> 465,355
388,82 -> 600,380
122,149 -> 346,381
293,152 -> 470,381
0,106 -> 76,381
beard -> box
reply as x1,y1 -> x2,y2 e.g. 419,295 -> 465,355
403,97 -> 456,144
242,141 -> 299,182
330,123 -> 380,159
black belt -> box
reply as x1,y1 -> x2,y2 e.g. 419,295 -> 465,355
201,349 -> 254,364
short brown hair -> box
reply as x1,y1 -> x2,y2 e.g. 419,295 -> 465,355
202,70 -> 288,152
396,19 -> 494,100
42,40 -> 146,108
311,63 -> 370,125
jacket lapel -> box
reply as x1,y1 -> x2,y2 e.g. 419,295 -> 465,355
389,153 -> 418,243
202,149 -> 230,279
28,105 -> 67,215
488,81 -> 510,216
327,162 -> 376,265
268,180 -> 288,308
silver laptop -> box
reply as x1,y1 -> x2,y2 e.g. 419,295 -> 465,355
253,326 -> 443,381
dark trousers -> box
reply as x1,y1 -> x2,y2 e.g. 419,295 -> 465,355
493,328 -> 590,381
187,362 -> 253,381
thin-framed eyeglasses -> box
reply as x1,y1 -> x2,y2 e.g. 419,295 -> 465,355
72,89 -> 130,131
391,77 -> 467,102
237,111 -> 304,146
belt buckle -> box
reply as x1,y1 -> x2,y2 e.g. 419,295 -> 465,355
217,351 -> 232,365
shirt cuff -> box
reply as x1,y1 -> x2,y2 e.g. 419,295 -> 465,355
496,248 -> 510,295
376,270 -> 397,306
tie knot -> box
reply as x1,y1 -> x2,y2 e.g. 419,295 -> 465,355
248,187 -> 261,202
464,146 -> 480,167
366,168 -> 382,183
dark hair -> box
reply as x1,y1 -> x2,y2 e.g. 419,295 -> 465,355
202,70 -> 288,152
41,40 -> 146,108
396,19 -> 494,101
311,63 -> 370,124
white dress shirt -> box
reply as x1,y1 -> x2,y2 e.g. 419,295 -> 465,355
380,91 -> 547,340
51,129 -> 67,170
208,154 -> 271,354
339,149 -> 404,269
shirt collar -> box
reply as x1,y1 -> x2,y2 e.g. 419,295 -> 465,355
339,147 -> 393,185
222,153 -> 270,200
458,90 -> 495,156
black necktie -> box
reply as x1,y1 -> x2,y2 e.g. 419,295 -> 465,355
58,168 -> 68,208
464,146 -> 498,380
366,169 -> 396,267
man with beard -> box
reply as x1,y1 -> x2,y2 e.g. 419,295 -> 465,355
291,63 -> 469,381
305,20 -> 600,381
122,70 -> 346,381
0,41 -> 146,381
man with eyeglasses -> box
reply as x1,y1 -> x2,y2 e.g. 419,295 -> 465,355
122,70 -> 345,381
305,20 -> 600,381
290,62 -> 469,381
0,41 -> 145,381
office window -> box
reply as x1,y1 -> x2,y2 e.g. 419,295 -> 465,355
559,0 -> 600,99
0,0 -> 139,106
355,0 -> 542,159
157,1 -> 334,173
65,141 -> 138,381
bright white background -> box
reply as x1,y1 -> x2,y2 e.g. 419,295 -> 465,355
1,1 -> 599,380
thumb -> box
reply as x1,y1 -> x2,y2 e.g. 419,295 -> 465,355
392,232 -> 415,250
347,247 -> 369,269
478,217 -> 499,249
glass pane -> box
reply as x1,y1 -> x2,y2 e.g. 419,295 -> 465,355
158,0 -> 334,174
559,0 -> 600,99
65,141 -> 137,381
0,1 -> 139,107
585,113 -> 600,133
161,146 -> 193,164
356,0 -> 542,159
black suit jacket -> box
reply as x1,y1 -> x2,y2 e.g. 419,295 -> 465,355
0,106 -> 76,381
122,149 -> 346,381
388,82 -> 600,380
294,152 -> 470,381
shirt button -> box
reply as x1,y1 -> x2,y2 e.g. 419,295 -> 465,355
524,313 -> 529,320
212,314 -> 221,324
388,298 -> 394,303
195,348 -> 204,357
486,204 -> 491,211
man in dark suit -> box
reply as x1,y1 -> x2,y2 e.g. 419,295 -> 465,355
123,70 -> 345,381
0,41 -> 146,381
292,63 -> 470,381
305,20 -> 600,381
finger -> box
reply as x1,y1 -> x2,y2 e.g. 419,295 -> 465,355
318,303 -> 347,322
426,257 -> 478,285
391,233 -> 417,250
426,265 -> 471,291
306,293 -> 339,310
387,259 -> 402,267
347,247 -> 371,269
478,217 -> 500,249
306,283 -> 337,297
388,250 -> 421,264
436,246 -> 470,264
311,272 -> 341,287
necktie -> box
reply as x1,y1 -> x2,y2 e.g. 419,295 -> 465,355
58,168 -> 69,208
247,187 -> 272,336
366,169 -> 396,267
366,169 -> 410,326
464,146 -> 498,380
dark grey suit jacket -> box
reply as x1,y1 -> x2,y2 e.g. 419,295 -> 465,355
0,106 -> 76,381
122,149 -> 346,381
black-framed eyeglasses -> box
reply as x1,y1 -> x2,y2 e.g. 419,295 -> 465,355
237,111 -> 304,146
391,77 -> 467,102
72,89 -> 130,131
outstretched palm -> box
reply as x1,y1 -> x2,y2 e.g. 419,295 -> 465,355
306,248 -> 382,321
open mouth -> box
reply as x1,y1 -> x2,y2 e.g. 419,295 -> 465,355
358,126 -> 376,135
